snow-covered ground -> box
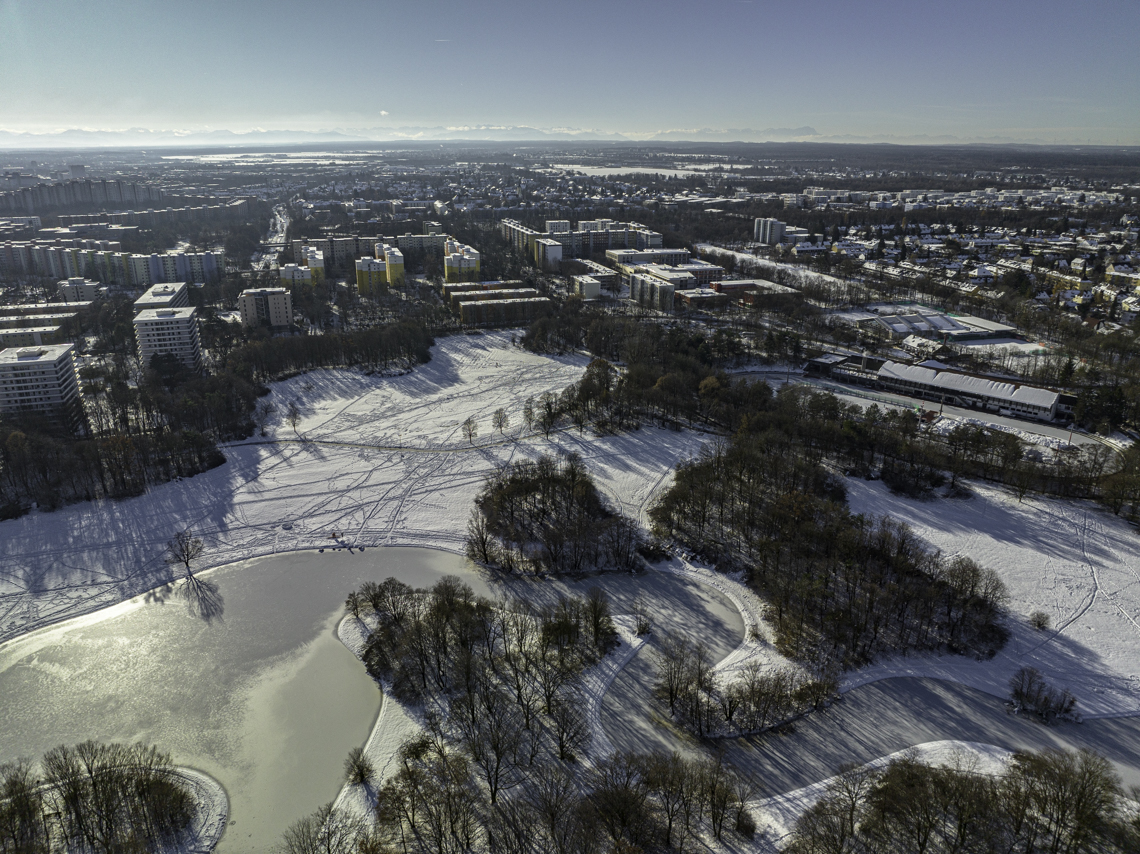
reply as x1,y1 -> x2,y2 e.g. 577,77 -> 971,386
0,331 -> 709,645
173,768 -> 229,854
844,478 -> 1140,717
659,558 -> 799,683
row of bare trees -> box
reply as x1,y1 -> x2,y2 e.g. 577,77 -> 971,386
652,633 -> 837,738
0,742 -> 197,854
787,748 -> 1140,854
286,747 -> 759,854
350,576 -> 616,768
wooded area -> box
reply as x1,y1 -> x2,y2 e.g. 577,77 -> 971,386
0,742 -> 198,854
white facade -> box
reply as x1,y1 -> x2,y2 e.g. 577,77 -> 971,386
0,343 -> 83,432
754,218 -> 786,244
238,288 -> 293,328
134,307 -> 202,372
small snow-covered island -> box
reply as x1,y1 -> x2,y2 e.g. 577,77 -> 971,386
4,140 -> 1140,854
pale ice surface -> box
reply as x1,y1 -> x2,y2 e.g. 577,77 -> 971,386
0,331 -> 709,645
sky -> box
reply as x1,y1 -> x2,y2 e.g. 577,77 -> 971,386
1,0 -> 1138,145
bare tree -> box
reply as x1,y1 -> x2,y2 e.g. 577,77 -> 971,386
286,400 -> 301,435
344,747 -> 374,786
652,632 -> 694,716
492,407 -> 510,436
166,529 -> 204,576
253,400 -> 276,436
549,693 -> 589,761
281,802 -> 366,854
462,415 -> 478,445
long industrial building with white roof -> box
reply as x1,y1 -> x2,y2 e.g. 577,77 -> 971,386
809,354 -> 1064,421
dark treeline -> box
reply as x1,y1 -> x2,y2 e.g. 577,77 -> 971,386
786,748 -> 1140,854
651,434 -> 1010,666
466,453 -> 641,575
0,423 -> 223,515
0,741 -> 198,854
226,319 -> 434,382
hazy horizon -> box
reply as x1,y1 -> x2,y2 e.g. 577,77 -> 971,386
2,0 -> 1138,146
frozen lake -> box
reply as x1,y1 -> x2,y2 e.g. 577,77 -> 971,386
0,547 -> 486,854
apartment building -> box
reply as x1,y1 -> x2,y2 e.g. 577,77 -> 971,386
500,218 -> 663,262
754,218 -> 787,244
443,240 -> 481,282
0,343 -> 84,434
0,243 -> 222,286
238,288 -> 293,328
133,282 -> 189,313
133,307 -> 203,372
57,277 -> 104,303
605,248 -> 690,267
354,245 -> 405,297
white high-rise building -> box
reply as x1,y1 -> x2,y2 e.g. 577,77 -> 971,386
0,343 -> 84,434
134,307 -> 202,372
238,288 -> 293,328
133,282 -> 189,313
754,218 -> 786,244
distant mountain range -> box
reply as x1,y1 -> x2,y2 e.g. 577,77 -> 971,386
0,125 -> 824,149
0,125 -> 1122,149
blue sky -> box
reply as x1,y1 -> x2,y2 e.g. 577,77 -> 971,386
2,0 -> 1138,143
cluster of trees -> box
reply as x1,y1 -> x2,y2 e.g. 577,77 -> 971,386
226,319 -> 434,382
81,363 -> 262,441
0,741 -> 198,854
787,747 -> 1140,854
286,747 -> 759,854
652,633 -> 835,738
651,436 -> 1009,665
350,576 -> 616,758
1009,666 -> 1079,723
466,454 -> 642,575
0,423 -> 223,514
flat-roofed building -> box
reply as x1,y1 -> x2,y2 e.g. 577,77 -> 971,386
450,288 -> 539,312
0,326 -> 62,348
606,248 -> 690,267
279,263 -> 314,285
754,218 -> 786,244
134,307 -> 202,373
572,276 -> 601,299
535,238 -> 563,271
133,282 -> 189,313
458,297 -> 552,327
355,256 -> 389,298
57,277 -> 104,303
238,287 -> 293,328
629,272 -> 675,311
0,343 -> 84,433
